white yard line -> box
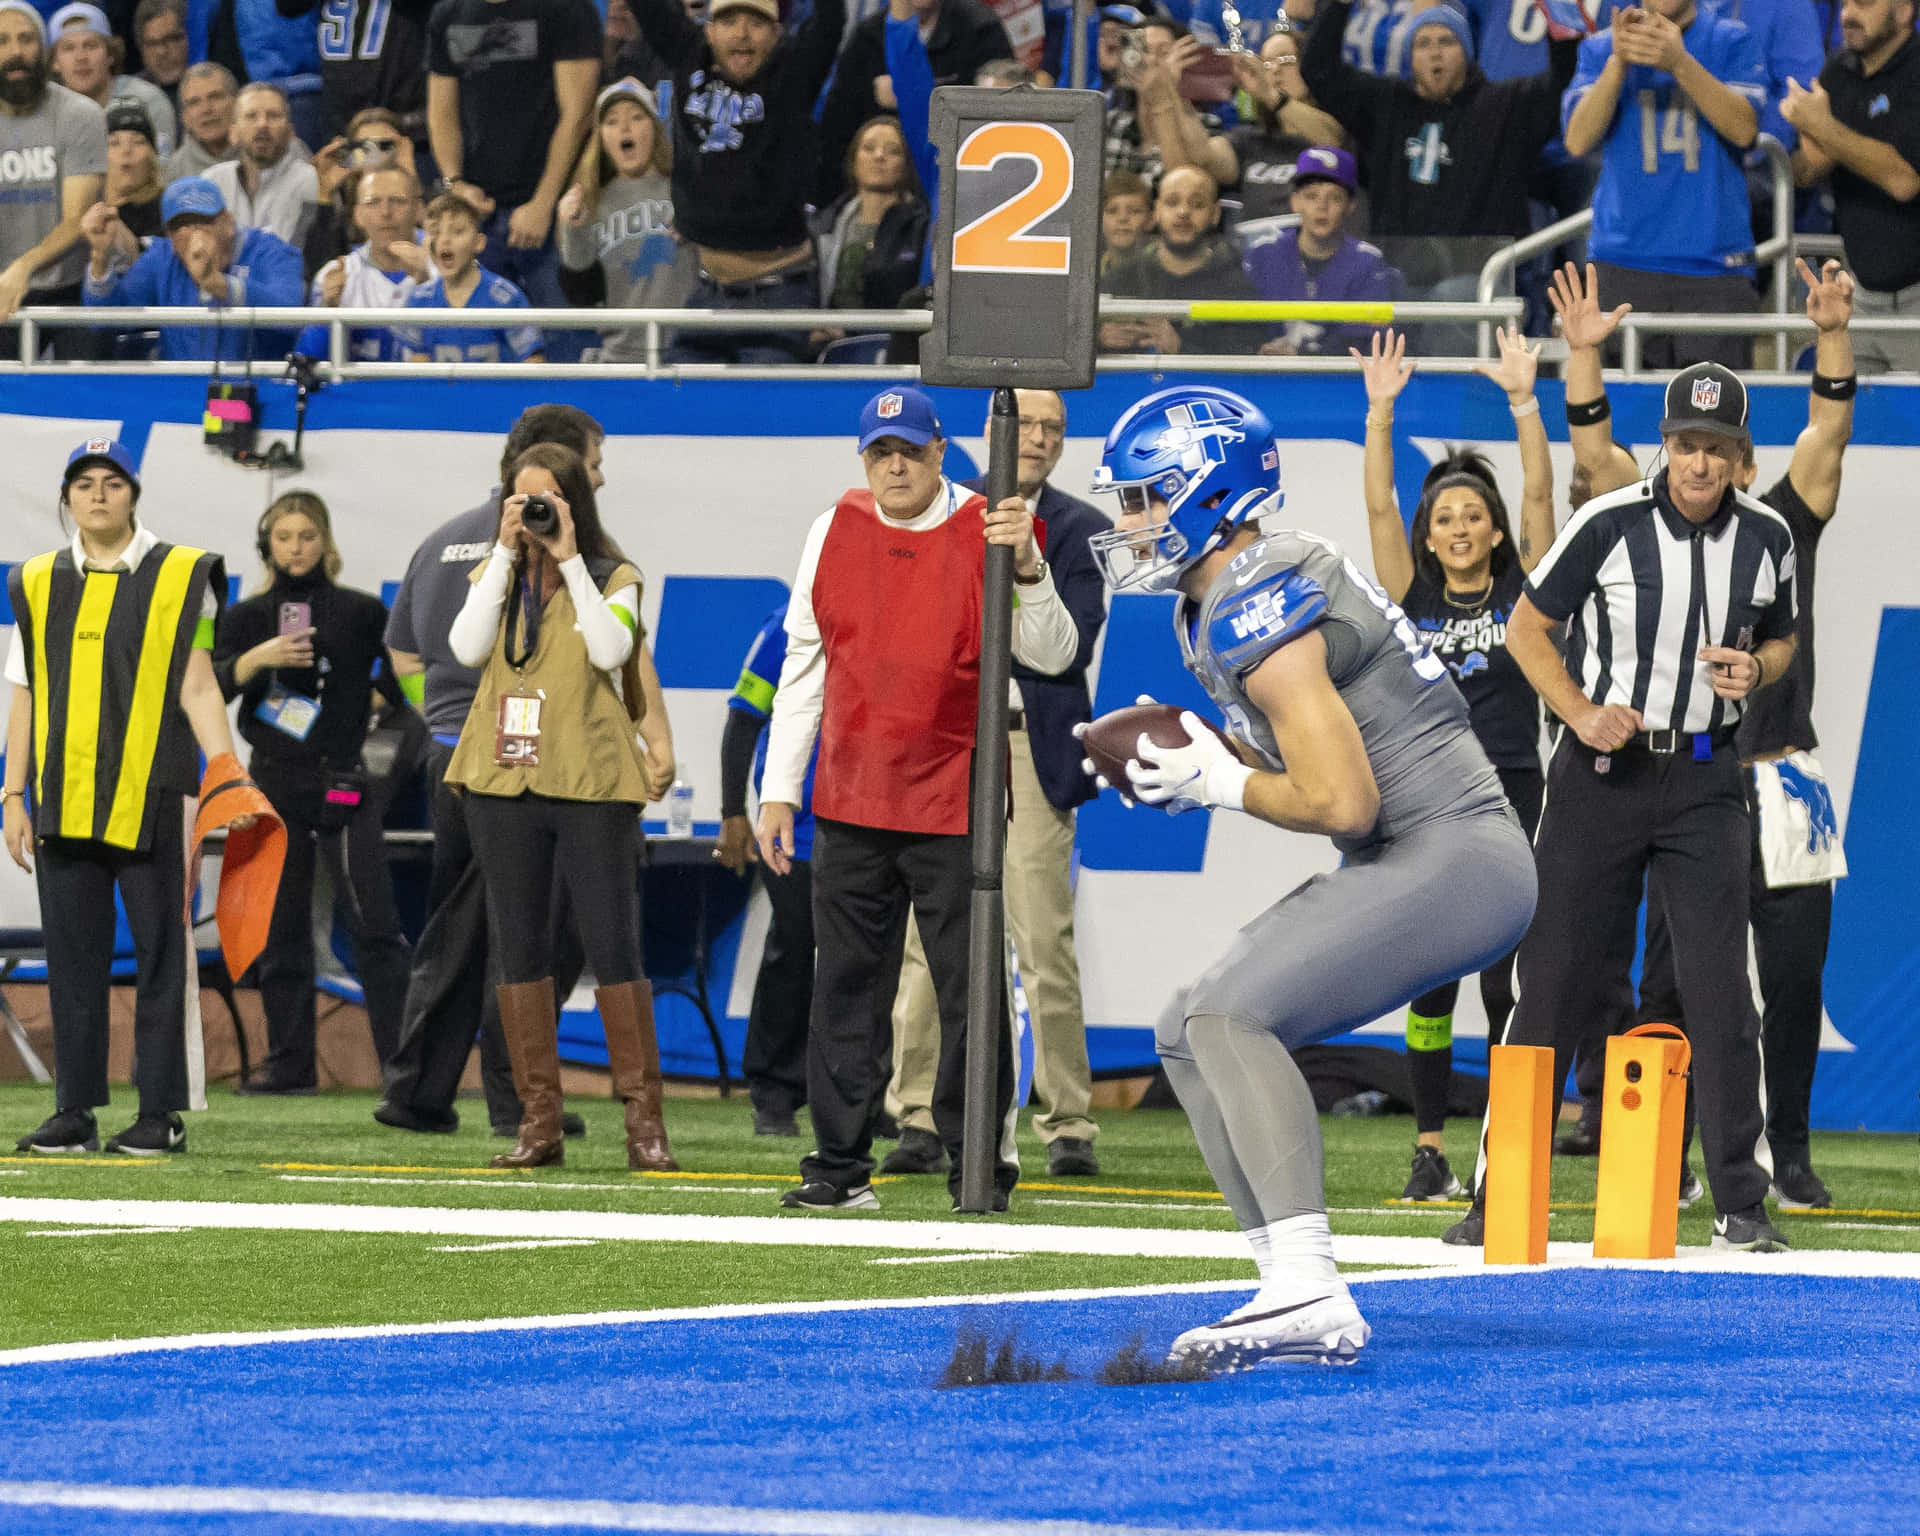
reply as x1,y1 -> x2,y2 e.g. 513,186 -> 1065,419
1822,1222 -> 1920,1232
25,1226 -> 186,1237
0,1480 -> 1327,1536
867,1252 -> 1018,1266
1034,1200 -> 1230,1212
432,1239 -> 603,1254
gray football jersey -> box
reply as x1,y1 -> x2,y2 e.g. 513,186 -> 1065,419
1177,528 -> 1507,854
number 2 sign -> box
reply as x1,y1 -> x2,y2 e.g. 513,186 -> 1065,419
924,87 -> 1102,390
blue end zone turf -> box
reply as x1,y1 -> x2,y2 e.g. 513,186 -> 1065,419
2,1269 -> 1915,1534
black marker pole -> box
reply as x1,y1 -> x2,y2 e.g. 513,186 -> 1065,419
958,385 -> 1020,1214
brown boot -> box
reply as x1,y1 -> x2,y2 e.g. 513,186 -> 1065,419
596,979 -> 678,1172
490,979 -> 564,1169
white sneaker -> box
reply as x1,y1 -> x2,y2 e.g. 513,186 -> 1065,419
1167,1282 -> 1371,1372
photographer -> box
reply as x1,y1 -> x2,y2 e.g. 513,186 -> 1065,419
213,491 -> 415,1095
1106,17 -> 1237,186
444,444 -> 675,1175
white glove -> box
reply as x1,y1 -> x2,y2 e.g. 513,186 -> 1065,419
1072,719 -> 1136,808
1125,712 -> 1254,815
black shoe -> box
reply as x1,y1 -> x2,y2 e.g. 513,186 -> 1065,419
1678,1164 -> 1704,1208
491,1122 -> 518,1139
234,1076 -> 317,1097
753,1105 -> 800,1137
105,1112 -> 185,1156
780,1180 -> 879,1211
561,1112 -> 586,1139
373,1099 -> 459,1135
871,1111 -> 900,1141
1401,1144 -> 1464,1202
879,1126 -> 947,1175
1441,1197 -> 1485,1247
1770,1162 -> 1831,1210
16,1107 -> 99,1154
1555,1101 -> 1603,1157
1046,1136 -> 1100,1177
1712,1203 -> 1790,1252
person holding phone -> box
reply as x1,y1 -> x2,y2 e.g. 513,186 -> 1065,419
1107,17 -> 1238,186
444,443 -> 674,1174
212,491 -> 416,1094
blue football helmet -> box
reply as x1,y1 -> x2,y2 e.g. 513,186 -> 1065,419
1088,386 -> 1283,593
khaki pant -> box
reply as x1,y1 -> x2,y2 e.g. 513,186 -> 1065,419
887,727 -> 1095,1143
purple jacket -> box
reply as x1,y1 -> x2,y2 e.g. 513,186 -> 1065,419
1242,228 -> 1400,356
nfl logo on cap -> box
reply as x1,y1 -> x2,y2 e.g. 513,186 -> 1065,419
1692,377 -> 1722,411
86,438 -> 111,453
878,394 -> 903,419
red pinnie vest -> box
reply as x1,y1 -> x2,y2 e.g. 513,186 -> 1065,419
811,486 -> 990,836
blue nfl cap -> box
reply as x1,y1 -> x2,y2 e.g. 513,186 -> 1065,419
857,387 -> 944,453
64,438 -> 141,492
161,176 -> 226,226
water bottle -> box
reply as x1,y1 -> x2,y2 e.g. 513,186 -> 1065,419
666,778 -> 694,839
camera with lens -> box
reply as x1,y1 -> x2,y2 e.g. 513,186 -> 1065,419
521,494 -> 558,536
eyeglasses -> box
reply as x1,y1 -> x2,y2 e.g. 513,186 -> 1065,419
1017,419 -> 1065,441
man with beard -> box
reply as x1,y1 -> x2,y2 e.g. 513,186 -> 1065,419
204,81 -> 318,245
1098,165 -> 1261,357
1784,0 -> 1920,372
0,0 -> 105,341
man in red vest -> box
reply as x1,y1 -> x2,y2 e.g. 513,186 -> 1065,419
756,387 -> 1080,1213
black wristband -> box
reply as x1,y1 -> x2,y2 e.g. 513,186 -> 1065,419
1566,396 -> 1611,428
1811,372 -> 1857,400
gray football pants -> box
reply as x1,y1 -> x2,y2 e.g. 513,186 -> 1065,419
1157,809 -> 1538,1232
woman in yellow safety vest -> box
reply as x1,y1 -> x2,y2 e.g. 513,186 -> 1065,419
3,440 -> 249,1156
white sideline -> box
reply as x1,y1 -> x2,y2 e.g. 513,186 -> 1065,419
0,1480 -> 1327,1535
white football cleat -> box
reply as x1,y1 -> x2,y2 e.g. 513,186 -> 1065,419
1168,1283 -> 1371,1372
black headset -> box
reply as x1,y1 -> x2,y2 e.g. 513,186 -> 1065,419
256,507 -> 277,565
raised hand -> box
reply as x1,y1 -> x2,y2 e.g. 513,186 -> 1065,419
1351,328 -> 1416,407
1549,261 -> 1631,352
1798,256 -> 1854,332
1475,324 -> 1541,401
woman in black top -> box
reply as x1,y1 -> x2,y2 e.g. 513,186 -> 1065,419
1359,325 -> 1557,1202
213,491 -> 415,1094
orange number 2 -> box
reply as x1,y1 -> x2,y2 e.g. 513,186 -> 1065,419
951,122 -> 1074,276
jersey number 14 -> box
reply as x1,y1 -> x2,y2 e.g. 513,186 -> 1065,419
1638,89 -> 1700,174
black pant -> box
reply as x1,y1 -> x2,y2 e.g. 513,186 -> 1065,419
36,795 -> 189,1115
1408,764 -> 1543,1134
804,817 -> 1017,1199
1635,806 -> 1832,1165
742,858 -> 813,1117
383,741 -> 533,1128
1500,734 -> 1769,1215
249,756 -> 411,1088
1592,261 -> 1756,372
465,792 -> 643,985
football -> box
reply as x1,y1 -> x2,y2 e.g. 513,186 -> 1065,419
1081,703 -> 1236,795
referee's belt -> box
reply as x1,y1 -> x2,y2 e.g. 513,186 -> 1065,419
1633,729 -> 1736,756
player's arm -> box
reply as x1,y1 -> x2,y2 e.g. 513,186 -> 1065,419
1784,257 -> 1855,522
1239,632 -> 1380,838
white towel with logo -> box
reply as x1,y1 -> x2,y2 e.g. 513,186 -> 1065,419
1752,751 -> 1848,888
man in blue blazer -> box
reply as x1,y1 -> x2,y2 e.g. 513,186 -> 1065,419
885,389 -> 1114,1179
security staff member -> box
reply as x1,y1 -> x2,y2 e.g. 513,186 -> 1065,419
4,440 -> 246,1156
213,490 -> 414,1093
1446,359 -> 1800,1254
755,387 -> 1079,1212
884,389 -> 1113,1182
1553,259 -> 1861,1208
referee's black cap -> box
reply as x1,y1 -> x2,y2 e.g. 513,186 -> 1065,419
1660,362 -> 1750,443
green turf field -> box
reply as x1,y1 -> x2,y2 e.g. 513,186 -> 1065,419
0,1084 -> 1914,1352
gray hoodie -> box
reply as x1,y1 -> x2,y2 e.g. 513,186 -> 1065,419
557,172 -> 696,363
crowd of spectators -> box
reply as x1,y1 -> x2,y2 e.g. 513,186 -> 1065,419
0,0 -> 1913,365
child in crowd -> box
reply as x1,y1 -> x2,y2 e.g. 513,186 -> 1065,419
395,193 -> 544,364
557,78 -> 695,363
1101,169 -> 1151,272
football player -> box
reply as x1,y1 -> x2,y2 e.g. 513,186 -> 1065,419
1083,384 -> 1538,1369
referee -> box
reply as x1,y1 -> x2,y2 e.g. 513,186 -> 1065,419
1448,360 -> 1799,1254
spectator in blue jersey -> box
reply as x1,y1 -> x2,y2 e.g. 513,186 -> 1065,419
1708,0 -> 1824,253
717,604 -> 820,1140
1285,0 -> 1428,77
81,174 -> 302,358
395,190 -> 544,362
1245,146 -> 1400,354
1563,0 -> 1768,369
295,163 -> 428,361
276,0 -> 430,148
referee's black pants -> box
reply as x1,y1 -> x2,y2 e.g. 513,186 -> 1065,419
742,858 -> 813,1119
36,794 -> 189,1115
1501,735 -> 1770,1216
804,817 -> 1017,1201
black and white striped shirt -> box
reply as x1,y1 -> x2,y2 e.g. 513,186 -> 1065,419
1525,473 -> 1797,735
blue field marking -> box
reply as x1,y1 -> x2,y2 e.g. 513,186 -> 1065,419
1,1269 -> 1916,1535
